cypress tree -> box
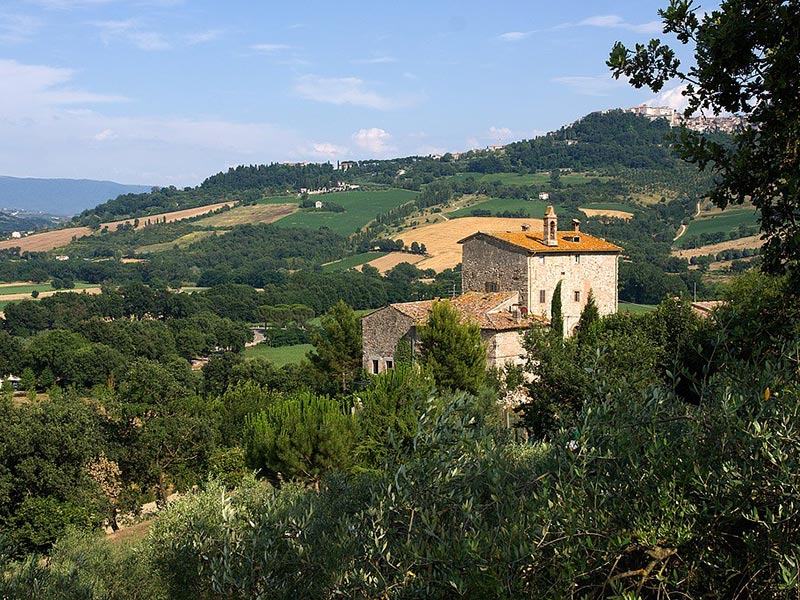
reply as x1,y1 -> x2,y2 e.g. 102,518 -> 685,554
550,280 -> 563,338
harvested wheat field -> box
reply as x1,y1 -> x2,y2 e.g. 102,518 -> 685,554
672,234 -> 762,259
105,201 -> 235,230
364,217 -> 540,273
193,203 -> 297,227
579,208 -> 633,220
0,201 -> 235,253
0,227 -> 93,252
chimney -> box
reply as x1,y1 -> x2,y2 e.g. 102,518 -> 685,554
571,219 -> 580,232
521,223 -> 530,231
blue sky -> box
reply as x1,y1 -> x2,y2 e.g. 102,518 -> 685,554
0,0 -> 693,186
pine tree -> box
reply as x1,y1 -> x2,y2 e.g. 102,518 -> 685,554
310,301 -> 362,393
550,280 -> 564,338
244,391 -> 354,484
418,300 -> 486,394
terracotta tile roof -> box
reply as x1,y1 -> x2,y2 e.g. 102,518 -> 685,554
459,230 -> 623,254
390,291 -> 548,331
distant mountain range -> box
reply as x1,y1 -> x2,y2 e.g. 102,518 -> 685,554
0,176 -> 152,215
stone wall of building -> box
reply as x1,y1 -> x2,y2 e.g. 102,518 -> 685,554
461,236 -> 528,306
361,306 -> 414,373
528,251 -> 618,336
482,329 -> 527,369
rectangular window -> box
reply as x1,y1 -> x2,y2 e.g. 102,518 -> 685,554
574,291 -> 581,302
386,359 -> 394,370
372,359 -> 379,374
539,289 -> 546,303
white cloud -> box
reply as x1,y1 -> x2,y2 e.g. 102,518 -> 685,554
128,30 -> 169,50
0,58 -> 302,186
488,126 -> 512,139
251,43 -> 291,53
552,74 -> 625,97
646,83 -> 690,111
295,75 -> 417,110
93,128 -> 118,141
352,55 -> 396,64
0,12 -> 41,44
579,15 -> 662,34
352,128 -> 394,154
0,59 -> 127,114
308,142 -> 348,158
90,19 -> 170,51
184,29 -> 223,45
30,0 -> 115,8
498,31 -> 531,42
415,145 -> 447,156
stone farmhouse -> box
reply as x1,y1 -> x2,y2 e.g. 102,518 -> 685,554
361,207 -> 622,374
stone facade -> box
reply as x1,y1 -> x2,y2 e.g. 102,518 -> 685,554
361,207 -> 622,370
459,209 -> 621,337
361,291 -> 536,374
361,305 -> 414,374
461,236 -> 528,303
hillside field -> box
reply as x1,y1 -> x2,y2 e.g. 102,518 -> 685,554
272,189 -> 418,235
193,203 -> 297,227
449,198 -> 552,219
242,343 -> 313,366
364,216 -> 540,273
0,201 -> 235,253
675,208 -> 759,248
322,252 -> 388,272
477,172 -> 610,186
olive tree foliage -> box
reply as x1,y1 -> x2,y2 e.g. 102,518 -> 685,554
146,349 -> 800,598
417,300 -> 486,394
607,0 -> 800,285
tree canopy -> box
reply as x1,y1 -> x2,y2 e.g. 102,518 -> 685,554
608,0 -> 800,287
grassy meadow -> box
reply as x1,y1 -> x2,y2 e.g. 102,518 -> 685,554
273,189 -> 418,236
676,208 -> 759,247
242,343 -> 313,366
322,252 -> 388,272
449,198 -> 553,219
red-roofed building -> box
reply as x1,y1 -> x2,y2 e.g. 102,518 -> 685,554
458,206 -> 622,336
361,206 -> 622,372
362,291 -> 546,374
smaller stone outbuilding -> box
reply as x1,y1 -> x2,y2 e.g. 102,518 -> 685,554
361,291 -> 546,374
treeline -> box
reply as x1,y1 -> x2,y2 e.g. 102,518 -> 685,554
503,110 -> 683,171
2,274 -> 798,598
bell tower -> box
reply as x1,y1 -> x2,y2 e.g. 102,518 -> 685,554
543,205 -> 558,247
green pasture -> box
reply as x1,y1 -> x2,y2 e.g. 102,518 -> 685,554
273,189 -> 418,235
581,202 -> 638,213
322,252 -> 387,272
478,172 -> 610,186
0,281 -> 94,295
676,208 -> 759,247
449,198 -> 554,219
618,302 -> 657,314
242,343 -> 313,366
